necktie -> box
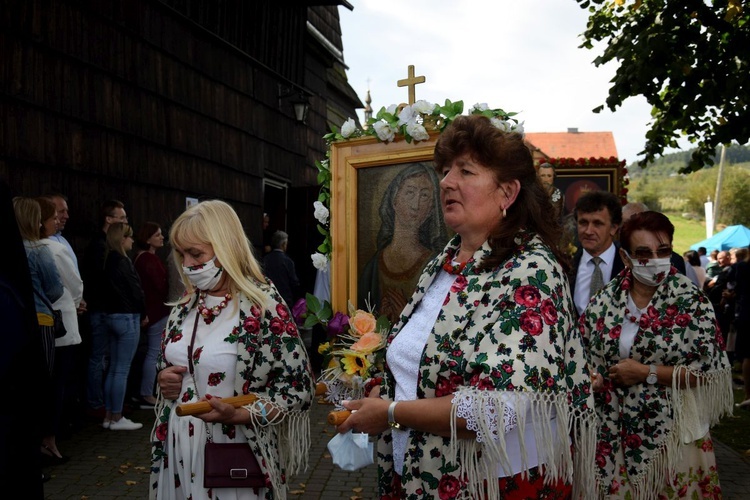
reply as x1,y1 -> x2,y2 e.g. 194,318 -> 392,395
589,256 -> 604,298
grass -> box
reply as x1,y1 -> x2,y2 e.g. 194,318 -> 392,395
664,211 -> 711,255
711,387 -> 750,456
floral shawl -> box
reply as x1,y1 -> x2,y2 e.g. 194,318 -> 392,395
579,268 -> 732,500
378,231 -> 598,500
149,280 -> 315,500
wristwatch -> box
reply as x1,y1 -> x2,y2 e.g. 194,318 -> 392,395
646,364 -> 658,385
388,401 -> 404,430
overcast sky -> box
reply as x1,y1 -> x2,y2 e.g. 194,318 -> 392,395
338,0 -> 689,164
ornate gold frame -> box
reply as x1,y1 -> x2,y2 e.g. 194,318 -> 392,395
329,132 -> 440,313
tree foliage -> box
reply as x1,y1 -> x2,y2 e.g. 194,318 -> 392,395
685,167 -> 750,226
576,0 -> 750,173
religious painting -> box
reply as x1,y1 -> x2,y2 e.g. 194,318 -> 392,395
328,133 -> 450,318
552,166 -> 619,214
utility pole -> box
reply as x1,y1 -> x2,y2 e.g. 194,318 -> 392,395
713,144 -> 727,234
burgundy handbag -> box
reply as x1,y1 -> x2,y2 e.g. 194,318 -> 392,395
203,442 -> 265,489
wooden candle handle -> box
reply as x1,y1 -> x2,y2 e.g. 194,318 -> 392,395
315,382 -> 327,396
176,394 -> 258,417
327,410 -> 351,425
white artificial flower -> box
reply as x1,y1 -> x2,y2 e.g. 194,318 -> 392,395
397,105 -> 418,126
386,104 -> 399,115
373,121 -> 396,142
313,201 -> 329,225
513,120 -> 525,136
311,252 -> 328,271
340,118 -> 356,138
406,122 -> 429,142
490,117 -> 511,132
413,100 -> 436,114
470,102 -> 489,113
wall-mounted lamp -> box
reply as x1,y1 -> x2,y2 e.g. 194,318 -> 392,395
278,84 -> 310,124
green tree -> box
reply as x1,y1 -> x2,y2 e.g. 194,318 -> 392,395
685,167 -> 750,226
576,0 -> 750,172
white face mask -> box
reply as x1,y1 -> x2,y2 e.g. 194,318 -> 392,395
627,255 -> 671,287
182,256 -> 224,291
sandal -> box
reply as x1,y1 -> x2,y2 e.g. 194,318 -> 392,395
41,445 -> 70,466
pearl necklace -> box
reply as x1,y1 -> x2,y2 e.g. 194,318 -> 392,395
197,291 -> 232,325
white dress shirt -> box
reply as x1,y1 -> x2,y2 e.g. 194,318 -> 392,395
574,243 -> 617,316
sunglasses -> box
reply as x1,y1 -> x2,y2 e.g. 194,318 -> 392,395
627,245 -> 673,260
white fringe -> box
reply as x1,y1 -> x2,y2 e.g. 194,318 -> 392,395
618,365 -> 733,500
448,388 -> 598,499
245,402 -> 311,500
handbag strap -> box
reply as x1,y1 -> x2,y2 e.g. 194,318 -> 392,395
186,308 -> 216,443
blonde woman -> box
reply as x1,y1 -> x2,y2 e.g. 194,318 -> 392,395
150,200 -> 314,499
13,197 -> 65,468
101,222 -> 146,431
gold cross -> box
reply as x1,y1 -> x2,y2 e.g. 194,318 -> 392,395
397,65 -> 426,105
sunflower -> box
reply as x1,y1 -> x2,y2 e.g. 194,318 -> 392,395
340,352 -> 371,377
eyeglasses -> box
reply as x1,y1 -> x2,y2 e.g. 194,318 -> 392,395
628,246 -> 673,260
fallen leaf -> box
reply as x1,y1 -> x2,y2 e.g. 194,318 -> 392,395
352,487 -> 363,493
298,483 -> 306,488
125,481 -> 137,486
324,453 -> 331,459
290,490 -> 305,494
97,456 -> 108,460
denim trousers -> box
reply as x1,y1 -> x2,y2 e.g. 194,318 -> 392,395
103,313 -> 140,414
86,311 -> 109,409
140,315 -> 168,398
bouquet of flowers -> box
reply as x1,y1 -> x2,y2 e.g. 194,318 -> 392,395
293,293 -> 390,408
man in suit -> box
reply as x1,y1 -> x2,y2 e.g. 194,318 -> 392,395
569,191 -> 624,316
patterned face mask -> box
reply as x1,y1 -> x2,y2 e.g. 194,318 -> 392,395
182,255 -> 224,291
625,254 -> 671,287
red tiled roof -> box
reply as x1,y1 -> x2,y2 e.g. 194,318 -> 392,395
525,130 -> 618,160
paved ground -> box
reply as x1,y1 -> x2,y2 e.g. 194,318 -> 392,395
43,400 -> 750,499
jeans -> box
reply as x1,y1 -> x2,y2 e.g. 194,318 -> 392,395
86,311 -> 109,409
140,315 -> 167,398
103,313 -> 140,414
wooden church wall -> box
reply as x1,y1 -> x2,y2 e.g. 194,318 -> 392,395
0,0 -> 320,257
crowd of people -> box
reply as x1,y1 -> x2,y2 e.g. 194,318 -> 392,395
8,113 -> 747,499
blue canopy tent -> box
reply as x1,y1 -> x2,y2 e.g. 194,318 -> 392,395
690,225 -> 750,253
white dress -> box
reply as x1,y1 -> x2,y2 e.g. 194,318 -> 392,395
155,297 -> 264,500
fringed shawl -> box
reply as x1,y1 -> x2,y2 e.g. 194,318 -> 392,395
150,283 -> 315,500
378,231 -> 598,499
579,268 -> 732,500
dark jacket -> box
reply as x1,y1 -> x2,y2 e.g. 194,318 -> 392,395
568,245 -> 626,299
81,231 -> 107,310
263,250 -> 301,307
103,250 -> 146,315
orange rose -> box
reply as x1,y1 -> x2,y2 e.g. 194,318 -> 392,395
350,332 -> 383,354
348,310 -> 376,337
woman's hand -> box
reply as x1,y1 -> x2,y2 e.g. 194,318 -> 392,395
591,372 -> 605,392
608,359 -> 648,387
338,398 -> 390,435
196,395 -> 247,424
158,365 -> 187,400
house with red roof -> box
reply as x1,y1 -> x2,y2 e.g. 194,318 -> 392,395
525,128 -> 619,163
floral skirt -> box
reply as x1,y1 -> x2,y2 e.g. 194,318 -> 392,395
382,465 -> 572,500
604,433 -> 721,499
